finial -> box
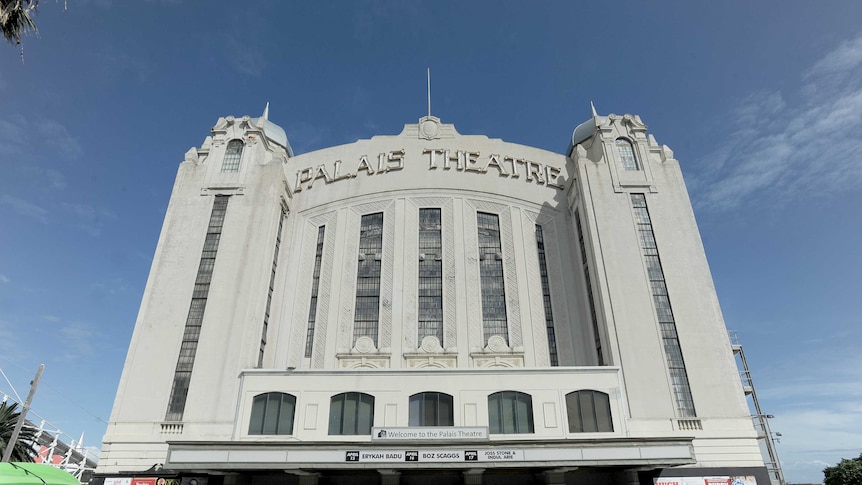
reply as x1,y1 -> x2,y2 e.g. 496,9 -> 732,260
427,68 -> 432,117
590,101 -> 598,117
262,102 -> 270,121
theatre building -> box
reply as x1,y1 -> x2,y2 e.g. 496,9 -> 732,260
94,107 -> 768,485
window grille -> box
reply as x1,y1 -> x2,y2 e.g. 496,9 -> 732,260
631,193 -> 696,417
535,225 -> 559,366
165,196 -> 228,421
477,212 -> 508,344
248,392 -> 296,435
259,207 -> 286,367
221,139 -> 243,173
488,391 -> 533,434
353,213 -> 384,346
418,208 -> 444,345
409,392 -> 454,427
329,392 -> 375,435
615,138 -> 639,171
575,211 -> 604,365
566,390 -> 613,432
305,226 -> 326,357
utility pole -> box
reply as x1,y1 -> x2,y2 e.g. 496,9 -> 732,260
2,364 -> 44,462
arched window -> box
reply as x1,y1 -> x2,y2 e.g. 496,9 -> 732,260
329,392 -> 374,435
615,138 -> 639,171
488,391 -> 533,434
566,390 -> 613,433
409,392 -> 454,427
221,139 -> 243,173
248,392 -> 296,435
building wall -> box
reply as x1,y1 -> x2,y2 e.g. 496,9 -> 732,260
97,113 -> 764,481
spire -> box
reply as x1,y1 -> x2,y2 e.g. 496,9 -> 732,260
427,68 -> 432,117
262,102 -> 270,121
590,101 -> 598,117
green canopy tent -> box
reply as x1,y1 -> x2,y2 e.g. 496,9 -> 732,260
0,463 -> 79,485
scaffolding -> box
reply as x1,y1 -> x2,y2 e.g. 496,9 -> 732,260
730,331 -> 785,485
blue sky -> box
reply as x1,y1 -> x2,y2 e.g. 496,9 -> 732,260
1,1 -> 860,482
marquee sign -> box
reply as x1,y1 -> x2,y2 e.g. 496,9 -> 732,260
371,426 -> 488,441
654,477 -> 757,485
344,449 -> 521,463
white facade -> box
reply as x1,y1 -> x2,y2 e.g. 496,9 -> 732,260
95,111 -> 767,485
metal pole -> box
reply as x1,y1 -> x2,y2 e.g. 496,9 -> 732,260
2,364 -> 44,462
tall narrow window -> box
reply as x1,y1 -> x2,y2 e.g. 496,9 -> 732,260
477,212 -> 508,344
566,390 -> 613,433
165,196 -> 229,421
329,392 -> 374,435
575,211 -> 604,365
354,213 -> 383,346
305,226 -> 326,357
221,139 -> 243,173
409,392 -> 454,427
418,208 -> 443,345
248,392 -> 296,435
535,225 -> 559,366
631,194 -> 696,417
488,391 -> 533,434
258,207 -> 286,367
615,138 -> 639,171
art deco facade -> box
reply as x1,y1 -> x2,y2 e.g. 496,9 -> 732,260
95,108 -> 768,485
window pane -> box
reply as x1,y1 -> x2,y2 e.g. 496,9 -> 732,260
418,208 -> 444,344
566,392 -> 583,433
328,395 -> 344,434
489,392 -> 532,434
221,139 -> 243,172
262,394 -> 280,434
249,395 -> 266,434
488,394 -> 502,434
515,395 -> 533,433
579,392 -> 597,432
438,394 -> 454,426
535,225 -> 559,365
165,196 -> 229,421
357,394 -> 374,434
354,214 -> 383,346
305,226 -> 326,357
615,138 -> 638,171
478,213 -> 508,344
566,391 -> 612,433
408,395 -> 421,427
595,392 -> 613,432
343,394 -> 357,434
330,393 -> 373,435
631,193 -> 695,417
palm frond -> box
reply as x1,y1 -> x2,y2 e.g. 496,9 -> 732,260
0,401 -> 37,462
0,0 -> 39,46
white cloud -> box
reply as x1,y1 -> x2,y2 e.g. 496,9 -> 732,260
693,34 -> 862,211
60,202 -> 116,236
0,274 -> 9,284
1,194 -> 49,223
223,35 -> 266,77
805,35 -> 862,80
751,331 -> 862,483
0,115 -> 82,164
58,322 -> 96,360
287,121 -> 331,154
